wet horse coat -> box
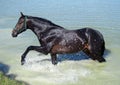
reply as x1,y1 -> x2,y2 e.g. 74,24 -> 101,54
12,13 -> 106,65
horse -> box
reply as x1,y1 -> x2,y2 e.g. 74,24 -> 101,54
12,12 -> 106,65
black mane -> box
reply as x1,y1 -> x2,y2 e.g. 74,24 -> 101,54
26,15 -> 63,28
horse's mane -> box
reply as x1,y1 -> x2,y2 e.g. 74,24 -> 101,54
26,15 -> 64,28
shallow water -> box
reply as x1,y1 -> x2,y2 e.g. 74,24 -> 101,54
0,0 -> 120,85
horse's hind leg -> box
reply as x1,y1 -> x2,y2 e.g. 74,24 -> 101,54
83,48 -> 106,63
89,43 -> 106,63
84,33 -> 106,62
83,48 -> 96,60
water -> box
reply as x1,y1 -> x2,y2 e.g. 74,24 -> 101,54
0,0 -> 120,85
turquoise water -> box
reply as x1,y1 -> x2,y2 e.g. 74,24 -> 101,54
0,0 -> 120,85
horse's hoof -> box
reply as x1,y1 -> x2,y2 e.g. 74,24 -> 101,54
98,57 -> 106,63
52,61 -> 58,65
21,60 -> 25,65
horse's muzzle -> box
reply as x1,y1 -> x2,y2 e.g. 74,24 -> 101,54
12,29 -> 18,37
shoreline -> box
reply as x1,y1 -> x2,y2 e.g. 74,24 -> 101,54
0,63 -> 29,85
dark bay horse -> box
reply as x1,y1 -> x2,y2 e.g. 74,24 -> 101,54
12,12 -> 106,65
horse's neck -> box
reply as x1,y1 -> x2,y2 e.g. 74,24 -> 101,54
28,18 -> 56,38
30,17 -> 62,30
28,17 -> 66,40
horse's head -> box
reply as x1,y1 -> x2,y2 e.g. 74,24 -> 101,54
12,12 -> 28,37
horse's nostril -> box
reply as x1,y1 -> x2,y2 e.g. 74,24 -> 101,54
12,31 -> 18,37
12,33 -> 17,37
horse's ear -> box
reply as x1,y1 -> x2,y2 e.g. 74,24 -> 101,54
20,12 -> 24,17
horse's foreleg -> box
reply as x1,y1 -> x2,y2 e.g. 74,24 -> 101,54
21,46 -> 48,65
50,53 -> 57,65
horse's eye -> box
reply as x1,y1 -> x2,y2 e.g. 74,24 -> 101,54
19,21 -> 24,24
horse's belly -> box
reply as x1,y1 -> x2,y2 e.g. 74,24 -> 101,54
51,44 -> 82,54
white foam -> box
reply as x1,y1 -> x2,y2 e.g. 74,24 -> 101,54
19,52 -> 91,84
